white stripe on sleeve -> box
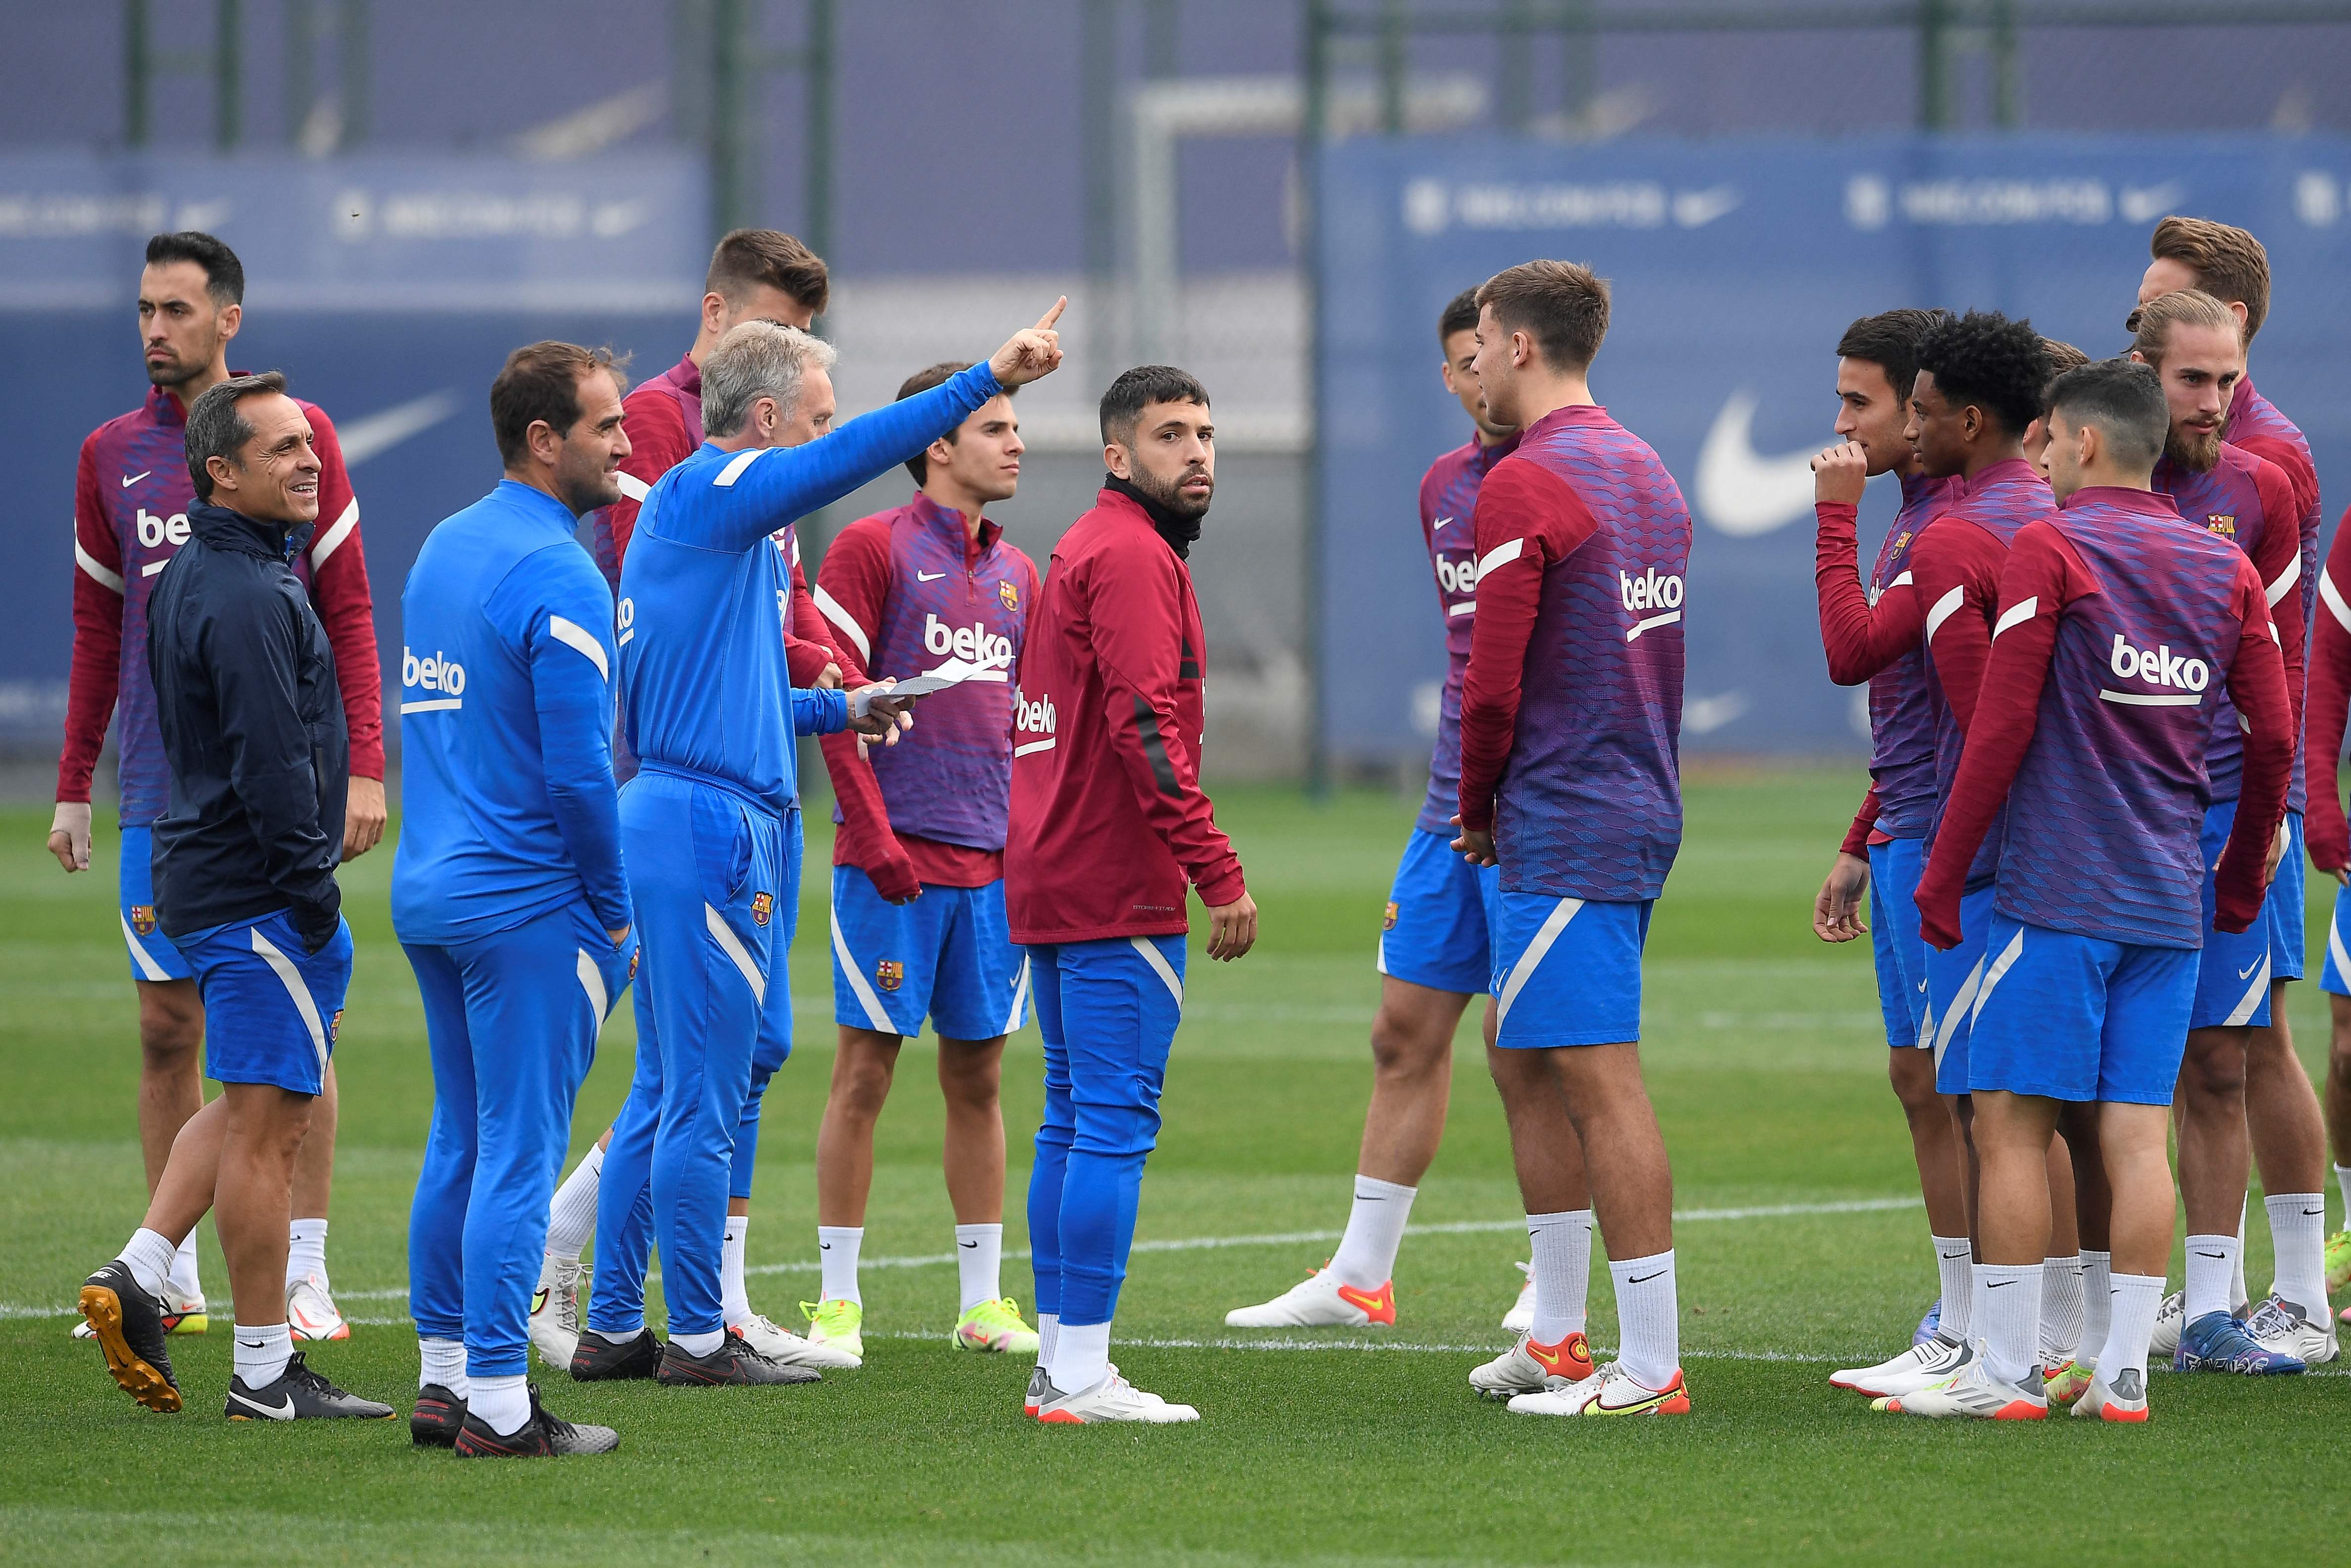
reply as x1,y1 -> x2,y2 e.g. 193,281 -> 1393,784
76,538 -> 126,594
813,584 -> 872,663
2320,567 -> 2351,635
546,615 -> 609,681
1475,537 -> 1524,578
2266,552 -> 2302,608
309,499 -> 360,571
1991,597 -> 2038,639
1923,586 -> 1966,644
615,470 -> 651,503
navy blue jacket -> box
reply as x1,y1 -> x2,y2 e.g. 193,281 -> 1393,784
146,502 -> 349,945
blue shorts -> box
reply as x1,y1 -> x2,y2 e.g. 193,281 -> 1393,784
2265,810 -> 2306,982
1485,889 -> 1649,1048
1867,836 -> 1931,1049
1926,884 -> 1997,1096
2192,800 -> 2273,1029
2323,880 -> 2351,997
830,866 -> 1029,1040
118,824 -> 193,982
1378,828 -> 1498,995
174,908 -> 354,1096
1964,913 -> 2198,1104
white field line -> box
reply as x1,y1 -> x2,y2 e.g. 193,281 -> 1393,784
6,1197 -> 1921,1318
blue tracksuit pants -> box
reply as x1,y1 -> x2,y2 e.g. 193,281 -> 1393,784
405,897 -> 633,1375
588,768 -> 798,1338
1025,935 -> 1186,1329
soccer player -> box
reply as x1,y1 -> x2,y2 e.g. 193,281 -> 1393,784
1902,357 -> 2293,1423
2307,506 -> 2351,1323
78,373 -> 391,1422
395,343 -> 643,1457
588,308 -> 1065,1388
52,232 -> 379,1344
1811,311 -> 2055,1400
803,362 -> 1042,1364
2125,288 -> 2321,1372
1009,365 -> 1256,1424
1450,261 -> 1692,1419
1227,287 -> 1542,1335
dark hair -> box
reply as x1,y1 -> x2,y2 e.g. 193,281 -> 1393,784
1475,260 -> 1610,371
1099,365 -> 1210,448
706,228 -> 830,316
185,370 -> 286,502
2038,337 -> 2089,414
893,361 -> 1017,484
490,341 -> 631,467
2148,216 -> 2268,341
1438,287 -> 1482,346
144,231 -> 244,307
2046,358 -> 2167,470
1914,310 -> 2049,441
1836,308 -> 1950,403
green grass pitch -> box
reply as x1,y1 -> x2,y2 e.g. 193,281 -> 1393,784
3,770 -> 2346,1565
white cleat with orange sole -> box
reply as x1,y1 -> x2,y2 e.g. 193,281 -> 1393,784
286,1272 -> 349,1341
1225,1266 -> 1395,1329
1875,1356 -> 2045,1420
1036,1369 -> 1198,1425
1507,1363 -> 1691,1417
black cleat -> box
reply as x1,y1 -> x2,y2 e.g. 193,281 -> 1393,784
411,1383 -> 467,1446
224,1350 -> 398,1421
568,1326 -> 664,1382
452,1384 -> 619,1457
80,1260 -> 181,1413
656,1327 -> 823,1386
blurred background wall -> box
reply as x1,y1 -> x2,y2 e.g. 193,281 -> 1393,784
4,0 -> 2349,791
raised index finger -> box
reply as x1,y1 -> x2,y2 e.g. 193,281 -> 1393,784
1033,296 -> 1068,332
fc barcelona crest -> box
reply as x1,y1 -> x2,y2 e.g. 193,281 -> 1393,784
999,580 -> 1019,611
629,948 -> 640,981
329,1009 -> 344,1044
750,892 -> 774,926
2206,513 -> 2237,538
130,905 -> 158,937
876,959 -> 904,992
1382,901 -> 1399,932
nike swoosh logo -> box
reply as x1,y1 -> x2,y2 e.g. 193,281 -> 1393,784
1671,184 -> 1742,228
2194,1250 -> 2226,1259
819,1243 -> 830,1250
531,1289 -> 549,1314
2239,961 -> 2262,979
2305,1208 -> 2326,1216
1629,1271 -> 1667,1285
1693,391 -> 1823,538
1432,515 -> 1455,533
1985,1280 -> 2015,1289
959,1241 -> 979,1249
917,570 -> 946,581
121,470 -> 151,487
227,1389 -> 295,1418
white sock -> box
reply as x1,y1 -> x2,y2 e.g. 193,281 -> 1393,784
2184,1233 -> 2239,1321
1968,1262 -> 1993,1348
2335,1163 -> 2351,1224
545,1144 -> 604,1263
671,1327 -> 724,1357
286,1217 -> 328,1288
818,1226 -> 864,1305
1932,1236 -> 1973,1339
2039,1253 -> 2084,1360
418,1336 -> 469,1397
2100,1271 -> 2166,1383
1052,1319 -> 1111,1394
1329,1176 -> 1416,1290
589,1325 -> 641,1344
955,1223 -> 1004,1313
2264,1192 -> 2329,1312
116,1228 -> 178,1300
1036,1312 -> 1059,1367
233,1321 -> 292,1388
1526,1209 -> 1594,1344
2231,1198 -> 2250,1311
721,1214 -> 751,1327
170,1232 -> 202,1298
1607,1249 -> 1679,1390
1979,1262 -> 2042,1386
2077,1250 -> 2113,1372
469,1372 -> 530,1436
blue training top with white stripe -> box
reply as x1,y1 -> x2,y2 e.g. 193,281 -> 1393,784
392,479 -> 632,945
616,362 -> 1007,815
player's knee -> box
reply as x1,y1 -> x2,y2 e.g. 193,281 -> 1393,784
937,1049 -> 1003,1110
137,986 -> 203,1065
832,1056 -> 895,1120
2181,1036 -> 2248,1103
1369,1009 -> 1450,1081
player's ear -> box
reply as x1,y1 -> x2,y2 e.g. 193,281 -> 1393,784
702,291 -> 728,337
205,452 -> 237,495
216,301 -> 241,344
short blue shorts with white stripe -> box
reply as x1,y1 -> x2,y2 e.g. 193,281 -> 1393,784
117,824 -> 194,982
174,907 -> 354,1096
830,867 -> 1030,1040
1481,886 -> 1651,1048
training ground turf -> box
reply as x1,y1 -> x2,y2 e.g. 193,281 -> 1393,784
3,769 -> 2346,1566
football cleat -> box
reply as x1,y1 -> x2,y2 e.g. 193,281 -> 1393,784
1829,1333 -> 1971,1398
731,1311 -> 860,1370
1501,1261 -> 1535,1334
1507,1363 -> 1690,1417
2042,1358 -> 2096,1409
799,1298 -> 864,1366
225,1351 -> 396,1421
285,1272 -> 349,1341
70,1278 -> 208,1341
528,1256 -> 585,1371
79,1260 -> 181,1413
2069,1366 -> 2149,1423
2173,1310 -> 2304,1375
2326,1229 -> 2351,1297
2147,1289 -> 2249,1361
410,1384 -> 466,1447
1036,1368 -> 1198,1424
2244,1294 -> 2339,1367
656,1327 -> 823,1386
1224,1265 -> 1395,1329
568,1327 -> 664,1382
453,1384 -> 619,1457
1877,1355 -> 2046,1420
1913,1297 -> 1942,1349
954,1296 -> 1041,1354
1024,1363 -> 1050,1419
1469,1330 -> 1592,1400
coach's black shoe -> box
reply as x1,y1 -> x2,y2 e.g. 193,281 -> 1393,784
452,1384 -> 619,1457
79,1259 -> 182,1413
411,1384 -> 467,1446
225,1350 -> 398,1421
568,1326 -> 663,1382
656,1327 -> 823,1387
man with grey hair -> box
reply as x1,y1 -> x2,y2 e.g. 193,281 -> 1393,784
79,372 -> 393,1423
575,303 -> 1069,1387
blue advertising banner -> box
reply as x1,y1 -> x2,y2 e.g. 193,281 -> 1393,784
1316,134 -> 2351,766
